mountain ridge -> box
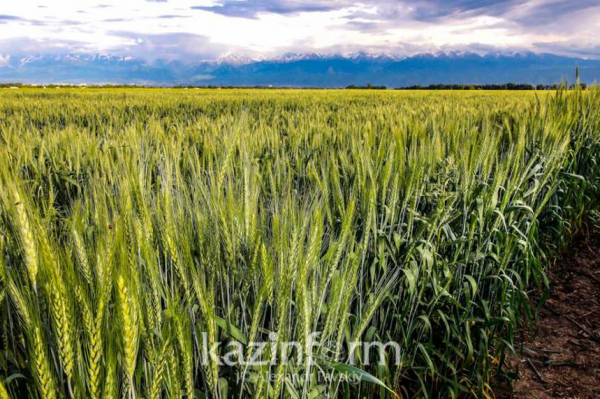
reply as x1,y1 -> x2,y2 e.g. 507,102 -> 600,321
0,52 -> 597,87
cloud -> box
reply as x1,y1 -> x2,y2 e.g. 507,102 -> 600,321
0,31 -> 224,62
0,15 -> 25,21
0,54 -> 10,67
107,32 -> 223,60
389,1 -> 599,27
156,15 -> 191,19
29,19 -> 85,27
192,0 -> 354,18
0,37 -> 92,55
192,1 -> 526,21
0,14 -> 83,27
532,41 -> 600,59
0,1 -> 599,60
403,0 -> 525,22
511,0 -> 600,26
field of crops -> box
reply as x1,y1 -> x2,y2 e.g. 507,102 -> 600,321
0,88 -> 599,398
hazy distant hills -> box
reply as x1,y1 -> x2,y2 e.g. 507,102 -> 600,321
0,52 -> 598,87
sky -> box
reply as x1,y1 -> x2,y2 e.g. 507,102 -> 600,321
0,0 -> 599,61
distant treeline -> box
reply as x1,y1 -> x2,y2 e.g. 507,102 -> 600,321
0,82 -> 590,90
345,84 -> 388,90
398,83 -> 588,90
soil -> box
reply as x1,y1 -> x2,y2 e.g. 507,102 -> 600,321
497,231 -> 600,398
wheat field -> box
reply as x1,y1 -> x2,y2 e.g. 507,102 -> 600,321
0,88 -> 599,398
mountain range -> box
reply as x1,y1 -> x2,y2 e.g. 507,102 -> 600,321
0,52 -> 598,87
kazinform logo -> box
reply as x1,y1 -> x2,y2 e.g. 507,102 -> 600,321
199,332 -> 402,366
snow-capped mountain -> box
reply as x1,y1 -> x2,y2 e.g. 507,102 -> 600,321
0,54 -> 173,85
270,52 -> 329,62
14,54 -> 137,68
0,52 -> 598,86
268,52 -> 401,63
346,51 -> 402,62
214,53 -> 255,66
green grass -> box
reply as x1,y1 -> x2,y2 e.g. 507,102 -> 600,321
0,88 -> 598,398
